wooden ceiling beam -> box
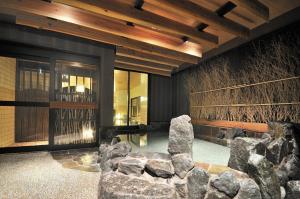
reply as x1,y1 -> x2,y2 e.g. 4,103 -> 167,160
53,0 -> 218,47
0,8 -> 198,64
230,0 -> 269,20
115,62 -> 171,77
146,0 -> 250,37
115,55 -> 174,71
0,0 -> 202,59
116,46 -> 182,67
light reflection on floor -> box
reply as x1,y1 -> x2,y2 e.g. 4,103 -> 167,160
51,148 -> 100,172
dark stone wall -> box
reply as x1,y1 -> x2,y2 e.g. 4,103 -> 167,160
148,74 -> 172,130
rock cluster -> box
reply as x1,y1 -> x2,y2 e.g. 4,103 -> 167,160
98,115 -> 289,199
227,122 -> 300,199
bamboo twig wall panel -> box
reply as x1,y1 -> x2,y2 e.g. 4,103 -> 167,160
188,32 -> 300,124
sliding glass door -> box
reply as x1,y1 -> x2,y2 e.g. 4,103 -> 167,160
0,56 -> 50,148
113,69 -> 148,126
51,60 -> 98,145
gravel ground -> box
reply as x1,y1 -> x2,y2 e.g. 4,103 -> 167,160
0,151 -> 100,199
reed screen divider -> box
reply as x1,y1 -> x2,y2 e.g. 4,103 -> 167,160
187,34 -> 300,124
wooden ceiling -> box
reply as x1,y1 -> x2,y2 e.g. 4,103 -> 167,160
0,0 -> 299,76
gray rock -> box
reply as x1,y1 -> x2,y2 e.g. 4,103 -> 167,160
107,142 -> 132,159
145,159 -> 174,178
118,158 -> 145,176
225,128 -> 247,140
278,154 -> 300,181
171,153 -> 194,179
286,181 -> 300,199
234,178 -> 261,199
228,137 -> 266,172
110,157 -> 124,170
99,142 -> 132,171
204,185 -> 230,199
187,167 -> 209,199
292,124 -> 300,156
99,172 -> 176,199
275,168 -> 289,186
247,154 -> 281,199
168,115 -> 194,155
261,133 -> 273,145
111,136 -> 121,145
266,137 -> 289,165
129,151 -> 171,160
101,159 -> 113,173
99,144 -> 109,155
211,171 -> 240,198
280,186 -> 286,199
173,176 -> 188,198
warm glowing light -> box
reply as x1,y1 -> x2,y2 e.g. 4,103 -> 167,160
83,127 -> 94,139
116,113 -> 121,120
115,113 -> 122,125
76,85 -> 85,93
140,96 -> 147,102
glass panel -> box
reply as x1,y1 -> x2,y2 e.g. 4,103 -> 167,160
45,73 -> 50,92
0,57 -> 49,148
31,71 -> 37,89
0,56 -> 16,101
113,70 -> 128,126
53,60 -> 97,145
38,71 -> 44,90
0,106 -> 49,148
17,60 -> 50,102
129,72 -> 148,125
24,71 -> 30,90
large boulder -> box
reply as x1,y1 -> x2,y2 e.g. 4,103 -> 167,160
204,186 -> 230,199
234,178 -> 261,199
228,137 -> 266,172
106,142 -> 132,159
99,142 -> 132,172
225,128 -> 247,140
286,181 -> 300,199
247,154 -> 281,199
171,153 -> 194,179
128,152 -> 171,161
275,168 -> 289,186
211,171 -> 240,198
168,115 -> 194,155
145,159 -> 174,178
278,154 -> 300,181
99,172 -> 177,199
118,158 -> 145,176
187,167 -> 210,199
173,176 -> 188,198
266,137 -> 289,165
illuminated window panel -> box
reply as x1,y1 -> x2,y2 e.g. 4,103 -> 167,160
113,70 -> 148,126
113,70 -> 128,126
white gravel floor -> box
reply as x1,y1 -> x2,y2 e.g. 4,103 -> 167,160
0,151 -> 100,199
